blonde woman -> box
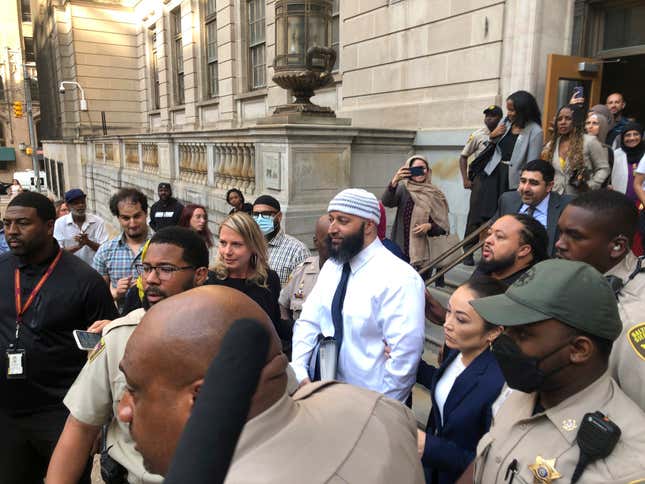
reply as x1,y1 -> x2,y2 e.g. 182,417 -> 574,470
206,212 -> 285,340
542,104 -> 609,195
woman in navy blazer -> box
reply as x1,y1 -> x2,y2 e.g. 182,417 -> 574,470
417,276 -> 507,484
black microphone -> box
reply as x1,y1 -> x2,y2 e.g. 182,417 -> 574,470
164,318 -> 271,484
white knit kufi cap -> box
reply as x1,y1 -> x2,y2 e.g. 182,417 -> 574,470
327,188 -> 381,224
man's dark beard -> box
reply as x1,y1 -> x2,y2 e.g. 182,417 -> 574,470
326,223 -> 365,264
477,252 -> 516,275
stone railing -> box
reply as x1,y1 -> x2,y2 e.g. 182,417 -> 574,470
94,143 -> 104,162
83,134 -> 257,194
178,142 -> 207,184
141,143 -> 159,173
105,143 -> 118,165
213,142 -> 256,193
125,143 -> 139,169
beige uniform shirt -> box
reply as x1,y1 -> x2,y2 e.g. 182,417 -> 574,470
474,373 -> 645,484
461,127 -> 491,161
64,309 -> 163,484
605,252 -> 645,411
278,256 -> 320,321
225,381 -> 424,484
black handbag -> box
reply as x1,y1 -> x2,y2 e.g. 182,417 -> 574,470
468,141 -> 496,181
568,166 -> 589,191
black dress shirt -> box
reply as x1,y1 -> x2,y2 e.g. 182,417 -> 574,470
0,244 -> 118,416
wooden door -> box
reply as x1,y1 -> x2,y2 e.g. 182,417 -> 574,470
543,54 -> 604,139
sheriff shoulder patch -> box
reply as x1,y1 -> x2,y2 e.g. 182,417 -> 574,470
88,338 -> 106,363
627,322 -> 645,361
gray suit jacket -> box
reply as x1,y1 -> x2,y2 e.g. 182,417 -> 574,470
485,121 -> 544,189
494,191 -> 573,257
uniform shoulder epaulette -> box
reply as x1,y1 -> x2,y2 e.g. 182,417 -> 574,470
292,380 -> 338,401
103,308 -> 146,337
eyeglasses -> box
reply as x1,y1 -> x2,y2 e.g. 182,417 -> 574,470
252,211 -> 278,218
135,263 -> 194,281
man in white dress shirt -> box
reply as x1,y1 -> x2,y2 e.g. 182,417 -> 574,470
291,188 -> 426,403
53,189 -> 109,266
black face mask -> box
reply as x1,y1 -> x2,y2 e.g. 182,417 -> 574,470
491,334 -> 572,393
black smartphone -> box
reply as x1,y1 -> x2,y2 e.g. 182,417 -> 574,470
408,166 -> 426,177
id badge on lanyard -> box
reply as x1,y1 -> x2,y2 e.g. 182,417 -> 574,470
6,348 -> 26,379
9,249 -> 62,380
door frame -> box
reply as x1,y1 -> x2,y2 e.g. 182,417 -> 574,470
542,54 -> 604,139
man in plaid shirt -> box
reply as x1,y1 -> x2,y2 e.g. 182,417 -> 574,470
93,188 -> 152,312
252,195 -> 310,286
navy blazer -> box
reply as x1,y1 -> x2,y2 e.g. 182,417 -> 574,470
493,191 -> 574,257
417,348 -> 505,484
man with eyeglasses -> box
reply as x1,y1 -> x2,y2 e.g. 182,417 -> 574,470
252,194 -> 310,286
47,227 -> 209,484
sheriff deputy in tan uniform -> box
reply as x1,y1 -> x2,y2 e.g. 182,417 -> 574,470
46,227 -> 210,484
279,214 -> 330,322
467,260 -> 645,484
556,190 -> 645,411
117,285 -> 425,483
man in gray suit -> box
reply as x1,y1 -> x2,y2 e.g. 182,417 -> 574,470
494,159 -> 573,257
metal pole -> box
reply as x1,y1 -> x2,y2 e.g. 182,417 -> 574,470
23,63 -> 40,191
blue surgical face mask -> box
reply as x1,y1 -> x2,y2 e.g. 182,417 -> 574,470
253,214 -> 275,236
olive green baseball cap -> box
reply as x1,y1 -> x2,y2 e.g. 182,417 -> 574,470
470,260 -> 622,341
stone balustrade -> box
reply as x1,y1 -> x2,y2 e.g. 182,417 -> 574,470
94,143 -> 104,162
125,143 -> 139,169
105,143 -> 118,165
213,142 -> 255,193
178,142 -> 207,184
141,143 -> 159,173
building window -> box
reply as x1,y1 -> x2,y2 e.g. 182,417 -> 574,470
24,37 -> 35,64
150,29 -> 160,110
603,5 -> 645,51
171,7 -> 185,105
332,0 -> 339,71
204,0 -> 218,97
248,0 -> 265,89
21,0 -> 31,22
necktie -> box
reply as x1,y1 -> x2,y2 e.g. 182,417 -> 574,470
525,205 -> 536,218
331,263 -> 351,350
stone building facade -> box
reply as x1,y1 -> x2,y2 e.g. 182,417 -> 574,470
35,0 -> 645,238
0,0 -> 41,183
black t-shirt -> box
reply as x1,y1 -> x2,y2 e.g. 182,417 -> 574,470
472,265 -> 531,287
205,270 -> 285,338
0,245 -> 118,416
149,198 -> 184,231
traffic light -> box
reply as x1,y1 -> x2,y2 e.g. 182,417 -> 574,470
25,147 -> 33,155
13,101 -> 23,118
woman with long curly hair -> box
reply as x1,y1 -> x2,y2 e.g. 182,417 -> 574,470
178,204 -> 214,249
206,212 -> 285,342
542,104 -> 609,195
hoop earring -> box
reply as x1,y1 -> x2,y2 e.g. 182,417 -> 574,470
250,253 -> 257,267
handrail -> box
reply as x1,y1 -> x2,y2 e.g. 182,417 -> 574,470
425,239 -> 485,286
417,219 -> 492,280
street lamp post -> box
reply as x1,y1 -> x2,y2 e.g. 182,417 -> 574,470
59,81 -> 88,111
272,0 -> 336,117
